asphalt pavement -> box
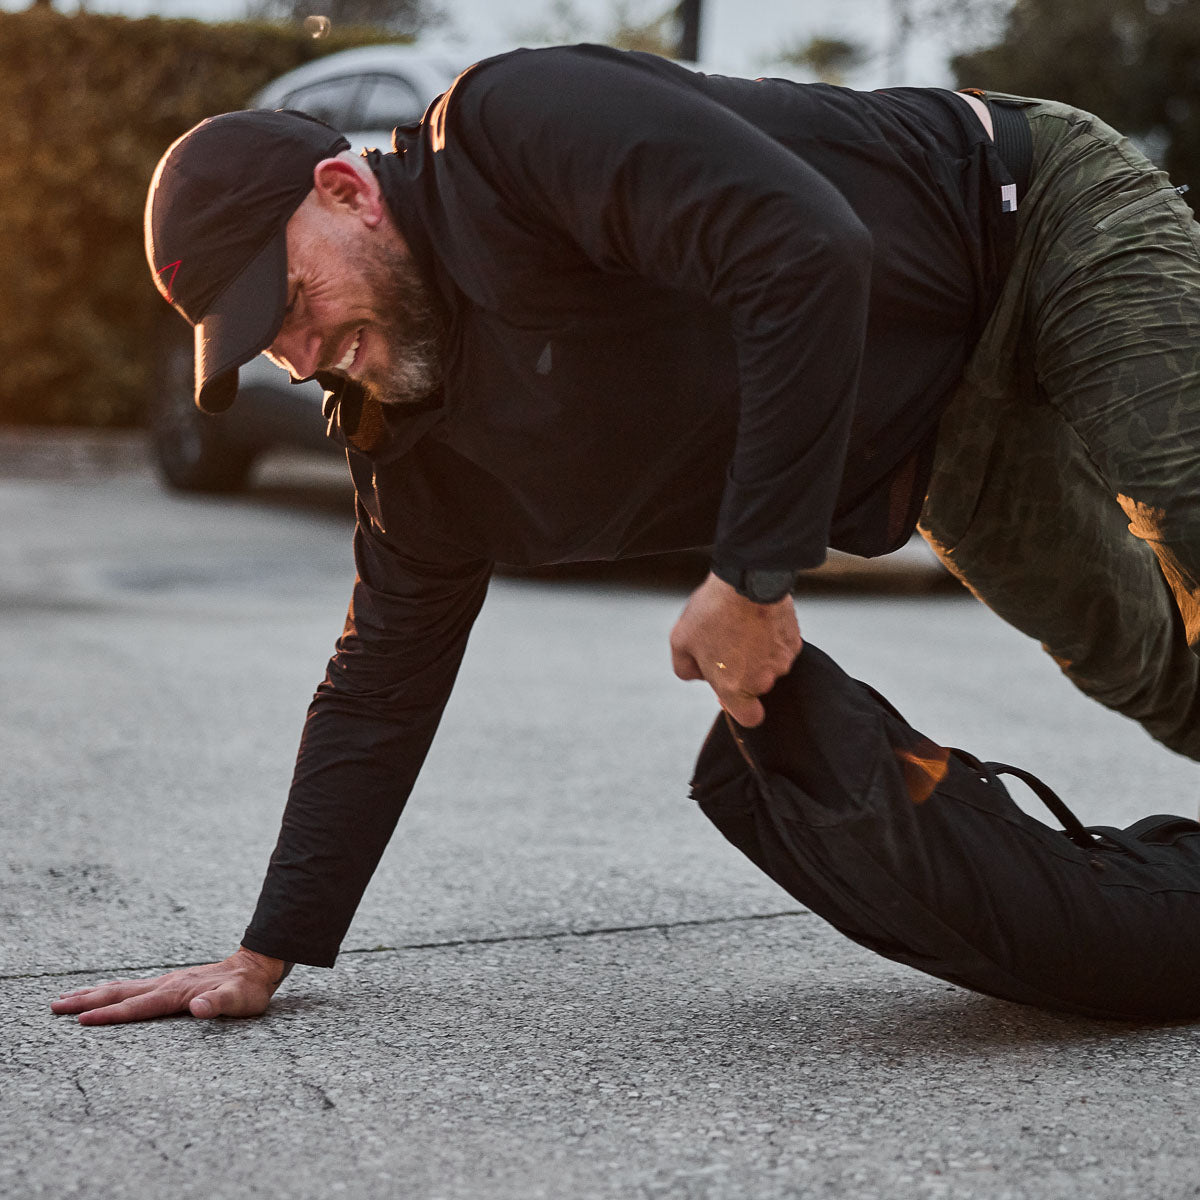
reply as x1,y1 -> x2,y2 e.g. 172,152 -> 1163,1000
4,430 -> 1200,1200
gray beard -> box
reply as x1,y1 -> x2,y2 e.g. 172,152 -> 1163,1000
356,240 -> 447,408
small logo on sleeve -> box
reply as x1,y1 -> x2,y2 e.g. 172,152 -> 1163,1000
1000,184 -> 1018,213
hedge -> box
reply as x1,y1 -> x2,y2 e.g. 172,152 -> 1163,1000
954,0 -> 1200,200
0,9 -> 397,426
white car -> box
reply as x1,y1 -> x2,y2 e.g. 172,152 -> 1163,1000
149,45 -> 470,491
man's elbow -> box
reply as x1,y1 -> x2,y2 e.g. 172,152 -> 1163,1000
818,212 -> 873,283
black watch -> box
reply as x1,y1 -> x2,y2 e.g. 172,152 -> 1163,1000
712,564 -> 800,604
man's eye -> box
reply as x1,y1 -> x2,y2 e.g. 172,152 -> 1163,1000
285,287 -> 301,316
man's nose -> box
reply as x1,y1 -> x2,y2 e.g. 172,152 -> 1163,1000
270,323 -> 323,380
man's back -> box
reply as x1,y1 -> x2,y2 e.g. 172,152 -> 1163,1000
359,45 -> 1015,565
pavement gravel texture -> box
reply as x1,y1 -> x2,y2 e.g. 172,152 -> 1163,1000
4,431 -> 1200,1200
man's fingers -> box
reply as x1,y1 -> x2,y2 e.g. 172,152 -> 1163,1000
59,980 -> 123,994
190,995 -> 215,1019
51,994 -> 100,1014
76,988 -> 190,1026
699,662 -> 769,728
722,695 -> 766,728
698,647 -> 794,725
56,979 -> 129,999
190,980 -> 264,1020
670,644 -> 704,681
709,678 -> 766,727
50,950 -> 283,1026
51,978 -> 161,1014
190,983 -> 238,1019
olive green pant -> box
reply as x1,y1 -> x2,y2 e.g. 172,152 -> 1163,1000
919,93 -> 1200,760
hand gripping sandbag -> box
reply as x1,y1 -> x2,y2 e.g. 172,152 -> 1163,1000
690,643 -> 1200,1021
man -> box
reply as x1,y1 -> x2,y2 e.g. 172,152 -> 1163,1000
52,44 -> 1200,1025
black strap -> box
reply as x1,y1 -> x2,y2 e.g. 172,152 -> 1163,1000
984,761 -> 1095,849
986,99 -> 1033,200
1081,826 -> 1151,863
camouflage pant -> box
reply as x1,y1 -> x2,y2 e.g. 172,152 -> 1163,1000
919,93 -> 1200,760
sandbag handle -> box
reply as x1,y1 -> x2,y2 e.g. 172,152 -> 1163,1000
983,760 -> 1096,849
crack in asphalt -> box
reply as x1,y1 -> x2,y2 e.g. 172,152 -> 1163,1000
259,1019 -> 343,1113
72,1076 -> 93,1118
69,1071 -> 176,1163
6,909 -> 807,982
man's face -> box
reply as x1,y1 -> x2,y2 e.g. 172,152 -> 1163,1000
265,185 -> 445,407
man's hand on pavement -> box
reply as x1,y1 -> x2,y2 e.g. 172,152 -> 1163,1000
670,571 -> 803,726
50,947 -> 289,1026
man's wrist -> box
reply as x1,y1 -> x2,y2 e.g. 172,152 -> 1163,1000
710,562 -> 800,604
235,946 -> 293,987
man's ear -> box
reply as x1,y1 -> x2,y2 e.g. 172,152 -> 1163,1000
310,157 -> 384,227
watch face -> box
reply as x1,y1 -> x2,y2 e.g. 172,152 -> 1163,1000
744,569 -> 796,603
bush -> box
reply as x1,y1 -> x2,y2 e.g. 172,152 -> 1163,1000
0,9 -> 396,426
954,0 -> 1200,194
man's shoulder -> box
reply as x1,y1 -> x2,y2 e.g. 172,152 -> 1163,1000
434,43 -> 702,128
463,42 -> 659,82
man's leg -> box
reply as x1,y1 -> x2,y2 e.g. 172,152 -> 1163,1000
920,95 -> 1200,760
920,383 -> 1200,760
1031,156 -> 1200,652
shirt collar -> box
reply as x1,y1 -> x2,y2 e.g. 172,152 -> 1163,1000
320,374 -> 445,463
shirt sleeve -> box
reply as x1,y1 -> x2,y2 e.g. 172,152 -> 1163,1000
448,45 -> 874,571
241,507 -> 492,967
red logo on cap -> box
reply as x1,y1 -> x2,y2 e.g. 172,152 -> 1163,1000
156,259 -> 182,303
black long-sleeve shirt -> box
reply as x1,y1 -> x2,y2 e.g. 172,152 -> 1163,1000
241,45 -> 1019,966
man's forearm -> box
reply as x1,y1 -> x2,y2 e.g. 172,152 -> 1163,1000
240,700 -> 449,966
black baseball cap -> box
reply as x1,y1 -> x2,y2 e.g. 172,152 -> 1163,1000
144,109 -> 350,414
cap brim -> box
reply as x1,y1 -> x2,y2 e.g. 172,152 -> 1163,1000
194,231 -> 289,414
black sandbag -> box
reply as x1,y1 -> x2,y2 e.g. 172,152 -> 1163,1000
690,643 -> 1200,1021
